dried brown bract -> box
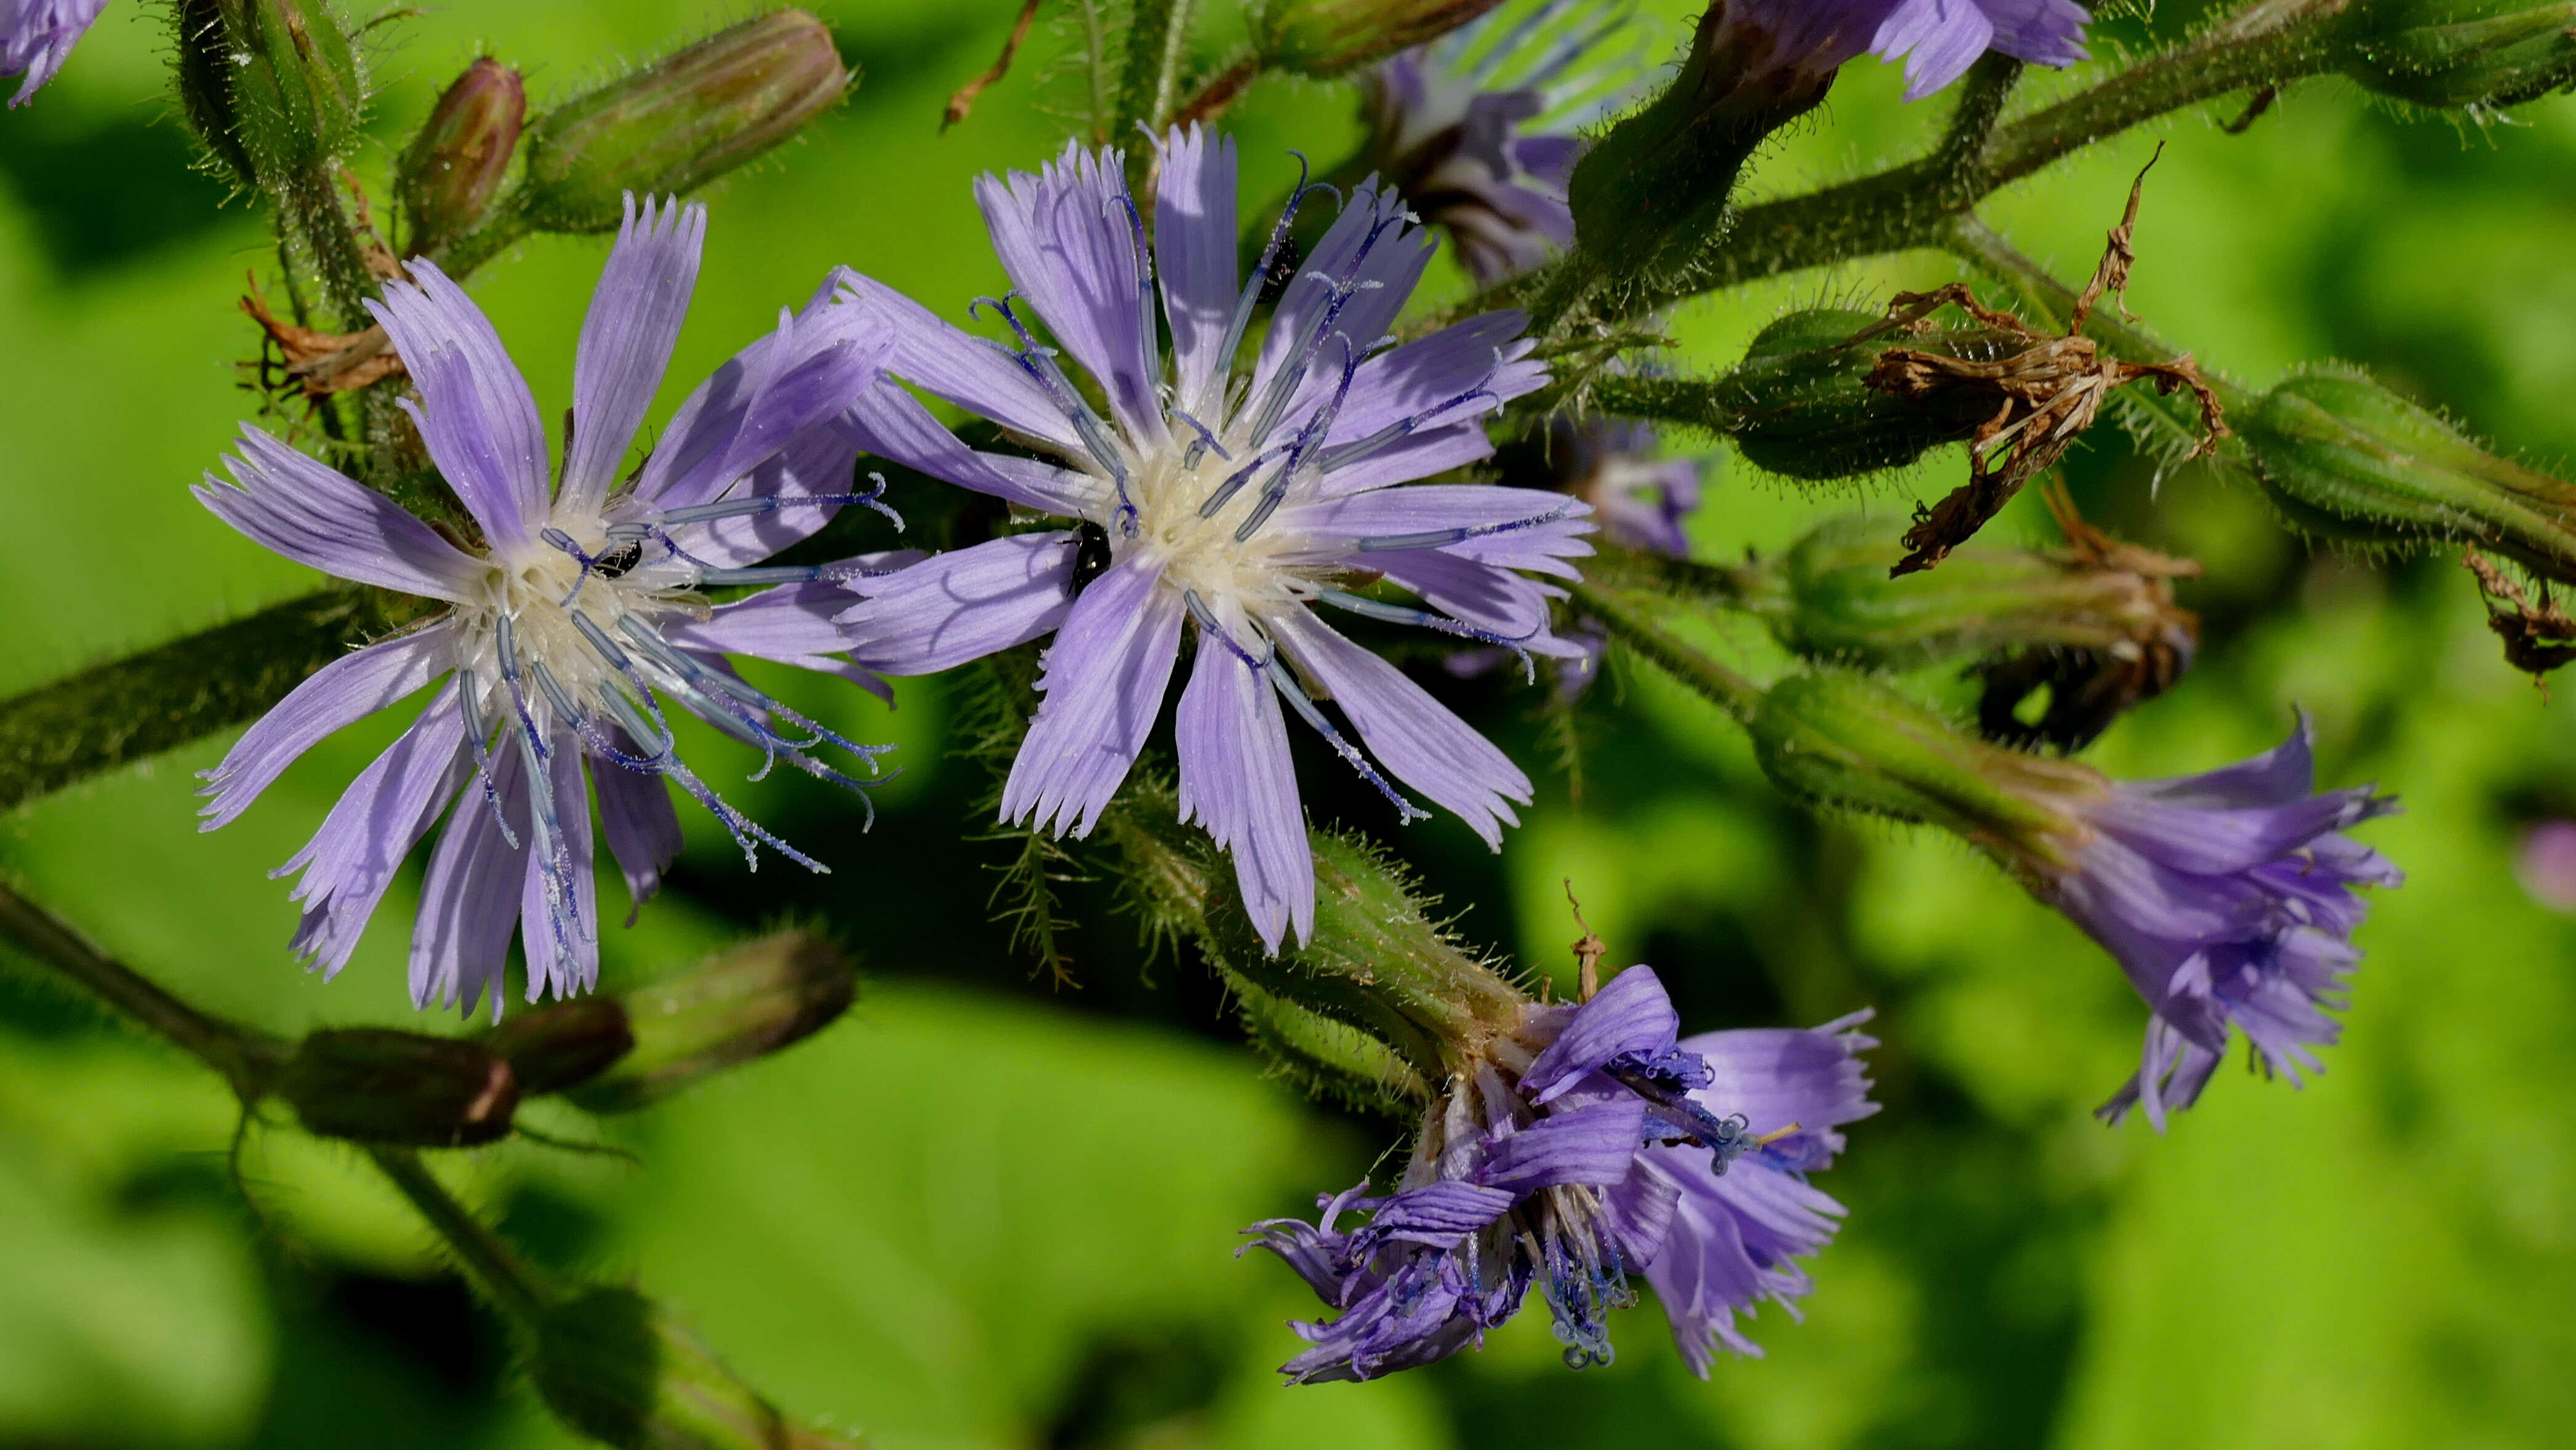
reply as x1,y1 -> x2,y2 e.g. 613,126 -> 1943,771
242,282 -> 406,398
2464,545 -> 2576,689
1860,153 -> 2229,577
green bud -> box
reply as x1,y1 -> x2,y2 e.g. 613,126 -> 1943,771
278,1029 -> 518,1147
2240,367 -> 2576,580
1720,310 -> 2002,480
1254,0 -> 1505,76
520,12 -> 850,234
2338,0 -> 2576,108
173,0 -> 369,191
534,1286 -> 857,1450
1747,670 -> 2100,884
399,58 -> 527,260
483,997 -> 636,1098
1565,2 -> 1873,284
564,932 -> 854,1114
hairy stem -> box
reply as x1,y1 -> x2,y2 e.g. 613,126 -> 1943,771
1117,0 -> 1198,144
0,587 -> 438,814
369,1147 -> 557,1324
0,881 -> 286,1101
1568,579 -> 1767,721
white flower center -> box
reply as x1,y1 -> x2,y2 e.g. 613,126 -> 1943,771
446,507 -> 705,727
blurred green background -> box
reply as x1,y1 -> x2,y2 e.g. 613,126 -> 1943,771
4,1 -> 2575,1447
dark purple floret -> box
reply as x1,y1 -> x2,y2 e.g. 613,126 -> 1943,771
1243,966 -> 1877,1380
2048,718 -> 2403,1128
2,0 -> 108,104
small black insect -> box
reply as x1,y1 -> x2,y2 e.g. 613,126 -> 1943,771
592,539 -> 646,580
1256,234 -> 1304,307
1069,520 -> 1113,595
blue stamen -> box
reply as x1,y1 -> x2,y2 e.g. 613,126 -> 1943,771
1316,588 -> 1539,683
454,670 -> 522,849
1355,502 -> 1576,553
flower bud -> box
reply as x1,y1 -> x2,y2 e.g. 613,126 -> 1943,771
278,1028 -> 518,1147
2241,368 -> 2576,581
1746,670 -> 2097,882
1255,0 -> 1506,77
534,1286 -> 857,1450
1719,310 -> 2001,480
519,12 -> 848,234
563,932 -> 854,1114
2337,0 -> 2576,108
172,0 -> 369,191
483,997 -> 636,1098
1565,1 -> 1879,282
398,58 -> 526,258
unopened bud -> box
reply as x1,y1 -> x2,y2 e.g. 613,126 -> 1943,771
534,1287 -> 857,1450
172,0 -> 368,191
1255,0 -> 1505,76
398,58 -> 526,258
2241,368 -> 2576,582
520,12 -> 848,234
1747,670 -> 2097,885
278,1028 -> 517,1147
483,997 -> 635,1098
2338,0 -> 2576,108
564,932 -> 854,1114
1566,2 -> 1880,282
1720,310 -> 1999,480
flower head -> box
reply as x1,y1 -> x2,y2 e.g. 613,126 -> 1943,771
1359,0 -> 1648,286
2,0 -> 108,105
196,196 -> 901,1016
1712,0 -> 2089,102
837,128 -> 1593,951
1245,966 -> 1877,1379
2048,719 -> 2403,1128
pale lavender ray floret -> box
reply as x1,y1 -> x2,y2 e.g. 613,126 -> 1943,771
1244,966 -> 1877,1380
1362,0 -> 1650,286
1730,0 -> 2088,102
196,196 -> 907,1017
2050,717 -> 2404,1129
836,126 -> 1594,952
2,0 -> 108,104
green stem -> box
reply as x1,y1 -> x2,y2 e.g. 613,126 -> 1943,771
0,880 -> 286,1102
1569,578 -> 1767,721
284,168 -> 380,334
1583,543 -> 1760,612
367,1147 -> 557,1324
1927,54 -> 2023,206
0,587 -> 438,814
1116,0 -> 1198,154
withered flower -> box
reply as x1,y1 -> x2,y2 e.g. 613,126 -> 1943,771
1973,484 -> 2201,751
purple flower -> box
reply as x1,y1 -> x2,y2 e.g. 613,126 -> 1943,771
2,0 -> 108,104
1721,0 -> 2089,102
2048,719 -> 2403,1128
196,197 -> 904,1017
2515,819 -> 2576,913
1360,0 -> 1648,286
835,128 -> 1594,951
1244,966 -> 1877,1379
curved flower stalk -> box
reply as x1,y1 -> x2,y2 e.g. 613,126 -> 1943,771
2055,721 -> 2404,1128
1245,966 -> 1877,1380
2,0 -> 107,105
1360,0 -> 1651,286
196,196 -> 905,1017
835,127 -> 1594,951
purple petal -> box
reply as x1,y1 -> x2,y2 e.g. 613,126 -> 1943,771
2088,788 -> 2388,876
666,427 -> 873,573
411,743 -> 529,1019
1351,1180 -> 1516,1252
1177,617 -> 1315,951
664,567 -> 916,673
1155,124 -> 1240,419
2116,715 -> 2316,809
1313,422 -> 1507,498
1643,1153 -> 1846,1374
199,622 -> 456,829
1471,1099 -> 1648,1193
1521,965 -> 1682,1104
593,745 -> 682,922
1874,0 -> 1997,101
1367,546 -> 1567,645
276,686 -> 468,976
1324,313 -> 1548,446
839,532 -> 1080,676
974,142 -> 1165,444
840,375 -> 1099,517
195,428 -> 488,599
1682,1011 -> 1880,1168
831,270 -> 1081,452
367,260 -> 552,550
563,196 -> 707,515
1000,555 -> 1184,838
5,0 -> 110,104
1266,609 -> 1530,850
1251,183 -> 1434,420
1977,0 -> 2090,67
633,287 -> 889,513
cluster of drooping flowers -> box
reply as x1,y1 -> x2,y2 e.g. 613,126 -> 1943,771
1248,966 -> 1878,1378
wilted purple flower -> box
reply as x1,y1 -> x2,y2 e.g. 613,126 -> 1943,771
836,128 -> 1594,951
196,196 -> 903,1017
2049,719 -> 2402,1128
1358,0 -> 1647,286
1719,0 -> 2089,102
2,0 -> 108,104
1245,966 -> 1877,1379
